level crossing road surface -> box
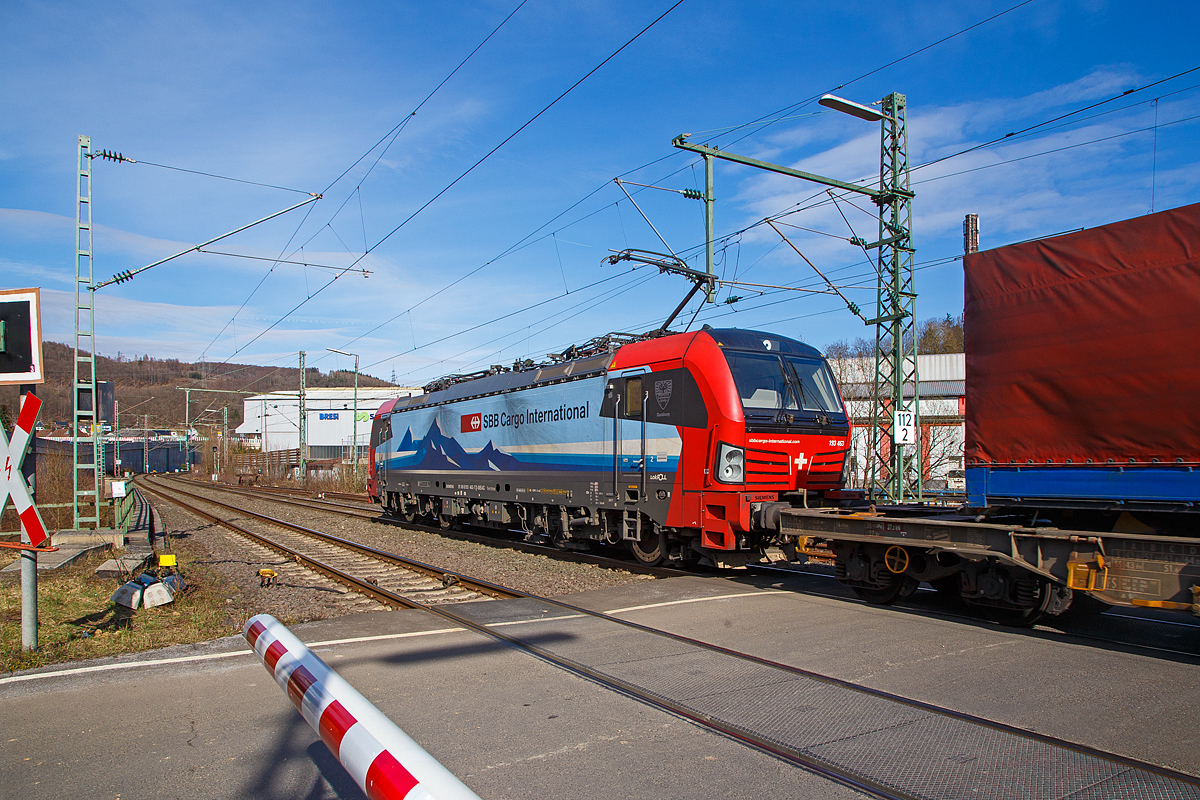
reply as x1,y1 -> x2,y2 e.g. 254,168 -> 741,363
2,572 -> 1197,800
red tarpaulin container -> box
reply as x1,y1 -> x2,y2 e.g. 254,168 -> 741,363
964,202 -> 1200,467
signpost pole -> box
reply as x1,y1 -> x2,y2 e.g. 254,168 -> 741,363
19,385 -> 37,650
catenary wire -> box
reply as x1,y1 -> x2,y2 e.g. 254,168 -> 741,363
195,1 -> 530,364
245,0 -> 1031,371
216,0 -> 687,366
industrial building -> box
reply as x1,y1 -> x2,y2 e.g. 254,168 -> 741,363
832,353 -> 965,492
234,387 -> 420,459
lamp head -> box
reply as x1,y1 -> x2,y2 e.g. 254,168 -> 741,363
818,94 -> 885,122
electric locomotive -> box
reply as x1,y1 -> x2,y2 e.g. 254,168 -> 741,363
367,327 -> 851,566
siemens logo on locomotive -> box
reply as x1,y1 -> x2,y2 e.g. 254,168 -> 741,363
461,402 -> 590,433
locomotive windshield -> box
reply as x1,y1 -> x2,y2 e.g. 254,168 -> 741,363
783,356 -> 843,413
724,350 -> 843,417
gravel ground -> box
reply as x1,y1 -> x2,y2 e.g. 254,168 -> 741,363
151,481 -> 654,627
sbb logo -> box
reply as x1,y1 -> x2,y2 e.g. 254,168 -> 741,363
460,413 -> 482,433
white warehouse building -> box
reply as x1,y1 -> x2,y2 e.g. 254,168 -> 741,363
235,387 -> 421,460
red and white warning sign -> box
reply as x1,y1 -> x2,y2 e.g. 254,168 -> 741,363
1,392 -> 48,547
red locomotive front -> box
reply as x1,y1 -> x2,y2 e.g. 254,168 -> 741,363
608,327 -> 851,564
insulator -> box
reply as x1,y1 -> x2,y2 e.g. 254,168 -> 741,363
682,188 -> 704,200
848,301 -> 861,316
114,270 -> 134,284
724,295 -> 742,305
850,237 -> 867,247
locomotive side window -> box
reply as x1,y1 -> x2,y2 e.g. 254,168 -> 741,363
625,377 -> 644,418
724,351 -> 798,414
783,357 -> 844,413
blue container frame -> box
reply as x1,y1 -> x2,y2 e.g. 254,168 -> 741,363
967,465 -> 1200,508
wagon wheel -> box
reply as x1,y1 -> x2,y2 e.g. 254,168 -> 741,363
973,577 -> 1056,627
851,573 -> 917,605
626,530 -> 665,567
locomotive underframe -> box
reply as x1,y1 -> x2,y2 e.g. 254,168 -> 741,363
377,468 -> 789,567
779,507 -> 1200,621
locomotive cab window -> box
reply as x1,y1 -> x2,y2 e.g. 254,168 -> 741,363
723,351 -> 798,415
625,377 -> 644,418
783,357 -> 844,414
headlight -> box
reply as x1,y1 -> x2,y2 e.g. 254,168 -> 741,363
716,442 -> 744,484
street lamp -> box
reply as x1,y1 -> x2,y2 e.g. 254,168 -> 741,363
327,347 -> 360,489
817,93 -> 886,122
819,91 -> 918,503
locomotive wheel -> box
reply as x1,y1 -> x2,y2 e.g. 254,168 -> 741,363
626,532 -> 665,566
851,574 -> 917,605
438,513 -> 457,530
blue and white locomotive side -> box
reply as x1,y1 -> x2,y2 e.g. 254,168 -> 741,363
376,375 -> 681,478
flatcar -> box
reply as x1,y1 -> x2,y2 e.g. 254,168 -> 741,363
781,202 -> 1200,625
367,327 -> 851,566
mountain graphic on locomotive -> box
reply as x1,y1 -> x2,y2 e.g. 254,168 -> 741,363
367,327 -> 850,566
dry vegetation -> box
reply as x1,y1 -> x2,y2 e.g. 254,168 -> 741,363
0,542 -> 244,673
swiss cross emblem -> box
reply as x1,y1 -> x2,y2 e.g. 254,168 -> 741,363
0,393 -> 49,547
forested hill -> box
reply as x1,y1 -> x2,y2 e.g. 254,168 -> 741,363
0,342 -> 395,431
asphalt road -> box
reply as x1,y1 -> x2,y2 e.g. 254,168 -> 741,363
2,571 -> 1196,799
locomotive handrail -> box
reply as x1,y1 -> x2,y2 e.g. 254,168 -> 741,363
641,389 -> 648,501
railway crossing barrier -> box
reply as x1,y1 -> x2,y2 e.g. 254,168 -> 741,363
244,614 -> 482,800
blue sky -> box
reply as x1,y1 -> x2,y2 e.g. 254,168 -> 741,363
2,0 -> 1197,385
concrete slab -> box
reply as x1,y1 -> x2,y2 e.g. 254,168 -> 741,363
51,530 -> 125,548
0,543 -> 111,583
0,609 -> 870,800
93,553 -> 154,580
2,574 -> 1197,799
561,572 -> 1200,775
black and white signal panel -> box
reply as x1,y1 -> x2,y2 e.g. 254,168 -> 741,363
0,288 -> 45,386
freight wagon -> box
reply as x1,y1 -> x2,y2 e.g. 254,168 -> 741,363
780,202 -> 1200,624
367,327 -> 852,567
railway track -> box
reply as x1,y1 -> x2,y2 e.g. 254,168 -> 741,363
140,477 -> 521,609
164,477 -> 1200,660
138,477 -> 1198,799
162,476 -> 689,579
174,478 -> 1200,652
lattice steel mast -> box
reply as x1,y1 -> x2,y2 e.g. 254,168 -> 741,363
865,93 -> 921,504
73,135 -> 101,529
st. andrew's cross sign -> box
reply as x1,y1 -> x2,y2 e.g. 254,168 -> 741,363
1,390 -> 49,547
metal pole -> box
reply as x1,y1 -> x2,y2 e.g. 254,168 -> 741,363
704,153 -> 715,302
352,354 -> 359,491
298,351 -> 307,482
19,386 -> 37,651
113,399 -> 120,477
143,414 -> 149,474
73,134 -> 100,529
867,92 -> 919,503
183,387 -> 190,470
222,406 -> 229,475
